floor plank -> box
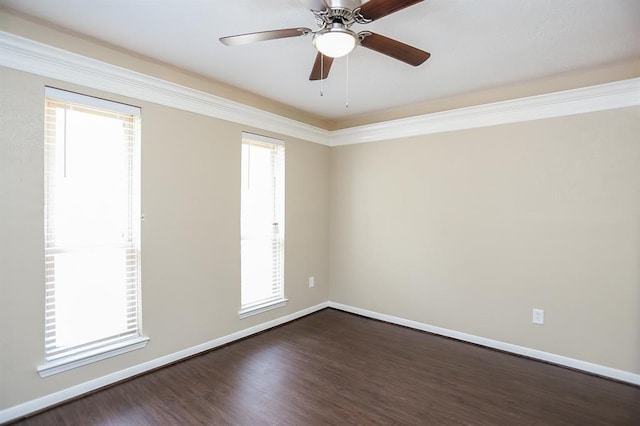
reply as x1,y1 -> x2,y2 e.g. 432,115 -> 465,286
12,309 -> 640,425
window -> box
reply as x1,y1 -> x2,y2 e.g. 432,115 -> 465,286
40,87 -> 147,377
240,132 -> 286,318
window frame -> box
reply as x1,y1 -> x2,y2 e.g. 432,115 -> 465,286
38,87 -> 147,377
239,132 -> 287,319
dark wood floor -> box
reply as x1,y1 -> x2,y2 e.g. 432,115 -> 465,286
12,308 -> 640,425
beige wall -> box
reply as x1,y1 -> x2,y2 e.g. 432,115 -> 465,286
329,107 -> 640,374
0,66 -> 330,409
2,6 -> 640,415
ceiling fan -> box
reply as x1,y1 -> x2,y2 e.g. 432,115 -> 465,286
219,0 -> 430,81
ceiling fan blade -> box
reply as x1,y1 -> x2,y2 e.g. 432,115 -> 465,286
359,32 -> 430,66
220,28 -> 312,47
358,0 -> 423,21
309,52 -> 334,80
299,0 -> 329,11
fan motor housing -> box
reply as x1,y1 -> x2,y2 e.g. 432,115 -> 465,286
314,0 -> 365,28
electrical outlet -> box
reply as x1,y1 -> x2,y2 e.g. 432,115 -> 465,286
308,276 -> 315,288
532,308 -> 544,325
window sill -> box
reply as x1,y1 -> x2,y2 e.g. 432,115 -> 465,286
37,336 -> 149,378
238,298 -> 288,319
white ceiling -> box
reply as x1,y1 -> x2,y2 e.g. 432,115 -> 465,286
2,0 -> 639,120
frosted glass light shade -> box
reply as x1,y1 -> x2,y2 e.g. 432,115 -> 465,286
313,29 -> 357,58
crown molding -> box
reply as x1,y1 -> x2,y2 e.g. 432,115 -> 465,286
330,77 -> 640,145
0,31 -> 332,145
1,30 -> 639,147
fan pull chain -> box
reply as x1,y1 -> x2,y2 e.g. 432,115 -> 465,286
345,54 -> 349,108
320,53 -> 324,97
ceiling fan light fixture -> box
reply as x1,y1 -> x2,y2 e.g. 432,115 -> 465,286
313,27 -> 357,58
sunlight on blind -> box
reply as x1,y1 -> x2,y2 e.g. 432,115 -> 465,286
44,88 -> 141,362
240,134 -> 285,310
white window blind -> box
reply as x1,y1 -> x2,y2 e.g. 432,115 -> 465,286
240,133 -> 285,316
43,87 -> 143,366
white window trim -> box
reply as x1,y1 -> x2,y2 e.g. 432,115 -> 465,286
41,87 -> 146,376
45,86 -> 141,116
38,336 -> 149,377
241,131 -> 284,146
240,132 -> 286,318
238,298 -> 289,319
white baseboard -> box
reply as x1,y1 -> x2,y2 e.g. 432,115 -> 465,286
3,300 -> 637,424
0,301 -> 329,424
327,301 -> 640,386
